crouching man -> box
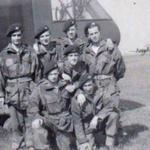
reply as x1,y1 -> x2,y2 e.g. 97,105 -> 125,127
71,74 -> 119,150
27,61 -> 74,150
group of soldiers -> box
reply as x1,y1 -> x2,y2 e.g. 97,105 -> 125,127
0,19 -> 126,150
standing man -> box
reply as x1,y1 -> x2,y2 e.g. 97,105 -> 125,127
84,22 -> 126,113
33,25 -> 59,79
71,74 -> 119,150
27,61 -> 73,150
0,23 -> 38,150
61,19 -> 85,59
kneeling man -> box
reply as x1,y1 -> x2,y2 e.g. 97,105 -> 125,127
27,61 -> 73,150
71,74 -> 119,150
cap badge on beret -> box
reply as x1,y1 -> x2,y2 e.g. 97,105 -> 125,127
91,22 -> 96,26
87,75 -> 92,79
35,25 -> 50,39
15,26 -> 19,30
6,23 -> 22,37
44,26 -> 48,30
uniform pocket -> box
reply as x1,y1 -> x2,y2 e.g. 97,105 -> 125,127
46,98 -> 61,114
5,85 -> 18,99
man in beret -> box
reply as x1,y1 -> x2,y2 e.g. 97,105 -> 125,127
61,19 -> 85,59
71,73 -> 119,150
61,44 -> 89,97
27,61 -> 74,150
33,25 -> 59,79
0,23 -> 39,150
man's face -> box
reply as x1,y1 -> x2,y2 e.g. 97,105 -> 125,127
47,69 -> 59,83
67,52 -> 79,66
87,26 -> 101,44
66,25 -> 77,40
39,31 -> 50,46
82,80 -> 94,95
11,30 -> 22,46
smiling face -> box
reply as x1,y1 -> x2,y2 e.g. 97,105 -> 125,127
87,26 -> 101,44
82,80 -> 94,95
67,52 -> 79,66
11,30 -> 22,46
47,68 -> 59,83
39,31 -> 51,46
66,25 -> 77,40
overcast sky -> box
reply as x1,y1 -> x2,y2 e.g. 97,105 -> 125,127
98,0 -> 150,54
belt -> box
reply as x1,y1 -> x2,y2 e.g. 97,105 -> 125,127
94,74 -> 113,80
43,110 -> 70,117
7,76 -> 32,83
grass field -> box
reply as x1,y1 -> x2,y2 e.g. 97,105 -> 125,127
0,54 -> 150,150
116,54 -> 150,150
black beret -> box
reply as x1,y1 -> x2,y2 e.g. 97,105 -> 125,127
44,61 -> 58,76
79,73 -> 94,88
64,45 -> 80,56
35,25 -> 50,39
6,23 -> 22,37
84,22 -> 101,37
63,19 -> 76,33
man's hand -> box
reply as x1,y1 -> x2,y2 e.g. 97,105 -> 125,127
65,84 -> 76,93
89,116 -> 98,129
62,73 -> 72,82
32,119 -> 43,129
77,94 -> 86,106
106,38 -> 114,51
79,142 -> 91,150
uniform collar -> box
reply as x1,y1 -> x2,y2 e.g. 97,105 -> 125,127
40,78 -> 64,90
6,43 -> 28,54
34,42 -> 56,55
86,40 -> 107,56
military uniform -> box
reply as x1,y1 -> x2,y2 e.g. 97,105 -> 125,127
84,40 -> 126,108
27,63 -> 73,150
71,75 -> 119,150
33,25 -> 59,79
62,45 -> 89,89
0,32 -> 38,149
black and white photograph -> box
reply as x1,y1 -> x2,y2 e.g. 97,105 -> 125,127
0,0 -> 149,150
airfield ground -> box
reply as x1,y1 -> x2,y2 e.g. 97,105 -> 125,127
0,54 -> 150,150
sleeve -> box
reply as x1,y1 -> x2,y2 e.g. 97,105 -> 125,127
30,48 -> 40,82
96,101 -> 114,120
27,86 -> 43,124
26,85 -> 42,148
0,58 -> 5,99
114,48 -> 126,81
0,69 -> 5,98
71,96 -> 89,144
61,87 -> 73,99
96,93 -> 118,120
